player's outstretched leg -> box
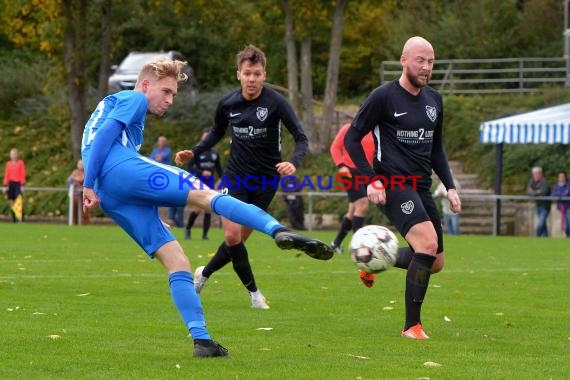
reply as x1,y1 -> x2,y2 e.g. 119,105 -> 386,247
210,194 -> 333,260
273,228 -> 333,260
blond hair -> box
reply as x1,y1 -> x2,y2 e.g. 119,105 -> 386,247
136,59 -> 188,87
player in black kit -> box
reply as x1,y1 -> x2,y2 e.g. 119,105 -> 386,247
345,36 -> 461,339
176,45 -> 310,309
184,130 -> 224,240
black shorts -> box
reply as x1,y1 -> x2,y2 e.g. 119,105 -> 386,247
6,182 -> 22,201
381,187 -> 444,253
343,169 -> 368,202
219,175 -> 276,211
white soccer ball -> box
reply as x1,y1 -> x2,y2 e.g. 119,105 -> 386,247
350,225 -> 399,273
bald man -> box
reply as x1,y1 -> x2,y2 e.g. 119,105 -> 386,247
344,36 -> 461,340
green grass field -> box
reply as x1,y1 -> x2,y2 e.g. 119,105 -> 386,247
1,223 -> 568,379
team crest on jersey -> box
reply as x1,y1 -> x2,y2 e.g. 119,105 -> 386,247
256,107 -> 268,122
401,200 -> 414,215
425,105 -> 437,122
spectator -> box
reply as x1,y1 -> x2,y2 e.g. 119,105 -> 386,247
282,176 -> 306,230
433,174 -> 461,235
526,166 -> 551,237
149,135 -> 172,165
551,170 -> 570,237
3,148 -> 26,223
67,159 -> 90,225
149,136 -> 184,227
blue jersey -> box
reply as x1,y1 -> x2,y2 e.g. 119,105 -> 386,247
81,90 -> 148,181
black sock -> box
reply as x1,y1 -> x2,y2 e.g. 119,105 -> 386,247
333,217 -> 353,246
395,247 -> 414,269
203,213 -> 211,237
203,242 -> 231,278
186,211 -> 198,230
228,242 -> 257,292
352,216 -> 365,232
404,253 -> 436,331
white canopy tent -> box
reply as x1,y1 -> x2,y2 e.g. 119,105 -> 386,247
480,102 -> 570,144
479,103 -> 570,235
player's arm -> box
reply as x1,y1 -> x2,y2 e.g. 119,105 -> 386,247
83,118 -> 124,210
279,97 -> 309,170
176,102 -> 228,166
430,117 -> 455,192
345,124 -> 384,204
346,91 -> 385,204
330,124 -> 346,165
430,108 -> 461,212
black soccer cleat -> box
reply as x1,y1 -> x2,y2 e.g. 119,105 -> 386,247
193,339 -> 229,358
274,229 -> 334,261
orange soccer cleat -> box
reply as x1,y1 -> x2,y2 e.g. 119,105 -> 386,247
401,323 -> 430,340
358,270 -> 376,288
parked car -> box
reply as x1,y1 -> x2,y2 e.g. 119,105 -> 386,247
108,50 -> 196,93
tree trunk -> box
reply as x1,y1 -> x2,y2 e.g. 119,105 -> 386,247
321,0 -> 347,147
282,1 -> 300,115
63,0 -> 89,160
97,0 -> 112,99
300,37 -> 316,150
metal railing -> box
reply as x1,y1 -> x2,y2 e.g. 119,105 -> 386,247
4,188 -> 570,237
380,57 -> 568,94
2,185 -> 81,225
294,191 -> 570,236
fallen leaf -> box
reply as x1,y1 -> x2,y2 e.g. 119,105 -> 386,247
423,361 -> 442,368
444,316 -> 452,322
48,335 -> 61,340
348,354 -> 370,360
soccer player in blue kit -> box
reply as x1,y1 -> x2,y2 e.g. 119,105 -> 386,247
81,58 -> 333,357
345,37 -> 461,340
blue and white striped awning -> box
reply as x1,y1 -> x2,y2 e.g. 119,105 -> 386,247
480,103 -> 570,144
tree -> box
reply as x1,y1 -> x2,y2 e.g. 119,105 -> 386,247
97,0 -> 113,99
300,37 -> 315,146
63,0 -> 89,160
283,1 -> 300,111
320,0 -> 347,149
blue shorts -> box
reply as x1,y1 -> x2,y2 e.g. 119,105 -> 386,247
97,156 -> 200,256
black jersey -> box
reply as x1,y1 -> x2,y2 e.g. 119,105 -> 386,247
345,80 -> 454,192
187,149 -> 223,178
191,86 -> 308,178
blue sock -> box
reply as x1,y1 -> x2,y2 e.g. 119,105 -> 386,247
211,194 -> 284,237
168,271 -> 211,341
